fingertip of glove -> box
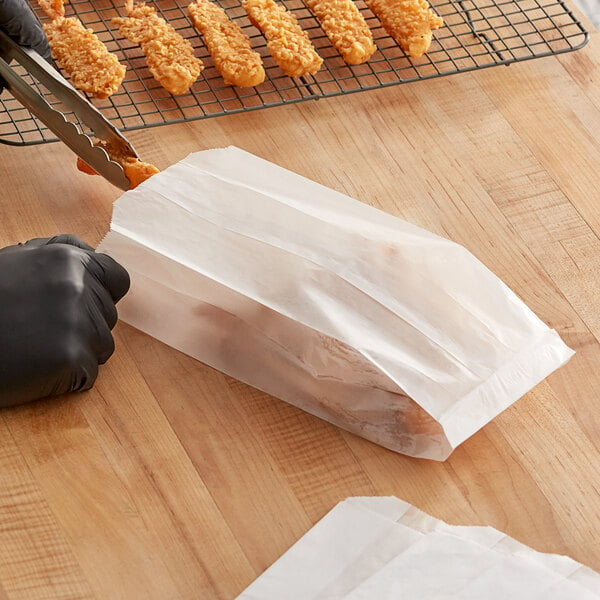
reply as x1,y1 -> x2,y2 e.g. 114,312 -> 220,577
49,234 -> 95,251
91,252 -> 131,303
19,234 -> 94,251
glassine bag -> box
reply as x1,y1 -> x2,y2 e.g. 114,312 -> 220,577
97,146 -> 573,461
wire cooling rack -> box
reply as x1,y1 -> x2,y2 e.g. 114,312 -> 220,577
0,0 -> 589,145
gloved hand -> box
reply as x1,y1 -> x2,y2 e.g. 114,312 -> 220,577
0,0 -> 52,92
0,234 -> 130,407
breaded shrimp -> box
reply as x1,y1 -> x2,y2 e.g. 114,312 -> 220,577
38,0 -> 126,98
120,157 -> 160,188
364,0 -> 443,58
188,0 -> 265,87
113,0 -> 203,95
243,0 -> 323,78
305,0 -> 376,65
77,149 -> 159,189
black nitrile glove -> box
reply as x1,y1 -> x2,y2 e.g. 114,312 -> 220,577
0,0 -> 52,92
0,234 -> 130,407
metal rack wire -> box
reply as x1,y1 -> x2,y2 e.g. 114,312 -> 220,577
0,0 -> 589,145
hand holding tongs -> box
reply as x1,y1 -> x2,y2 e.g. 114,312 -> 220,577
0,27 -> 137,191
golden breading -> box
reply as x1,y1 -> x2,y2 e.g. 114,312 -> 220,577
38,0 -> 126,99
243,0 -> 323,78
113,2 -> 204,95
364,0 -> 443,58
77,153 -> 159,189
121,157 -> 160,188
188,0 -> 265,87
305,0 -> 376,65
38,0 -> 64,19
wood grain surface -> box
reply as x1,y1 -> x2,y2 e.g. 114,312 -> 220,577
1,23 -> 600,600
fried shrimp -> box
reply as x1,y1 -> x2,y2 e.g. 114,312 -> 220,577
77,156 -> 159,188
113,0 -> 203,95
305,0 -> 376,65
188,0 -> 265,87
364,0 -> 443,58
38,0 -> 126,98
243,0 -> 322,78
77,144 -> 159,189
120,157 -> 160,188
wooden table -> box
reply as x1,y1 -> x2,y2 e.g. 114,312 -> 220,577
2,17 -> 600,599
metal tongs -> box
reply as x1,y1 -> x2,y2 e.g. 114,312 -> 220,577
0,29 -> 137,191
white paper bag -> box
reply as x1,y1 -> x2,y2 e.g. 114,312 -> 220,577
235,497 -> 600,599
98,146 -> 573,460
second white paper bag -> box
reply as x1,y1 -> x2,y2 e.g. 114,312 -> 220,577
235,497 -> 600,599
98,146 -> 573,460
